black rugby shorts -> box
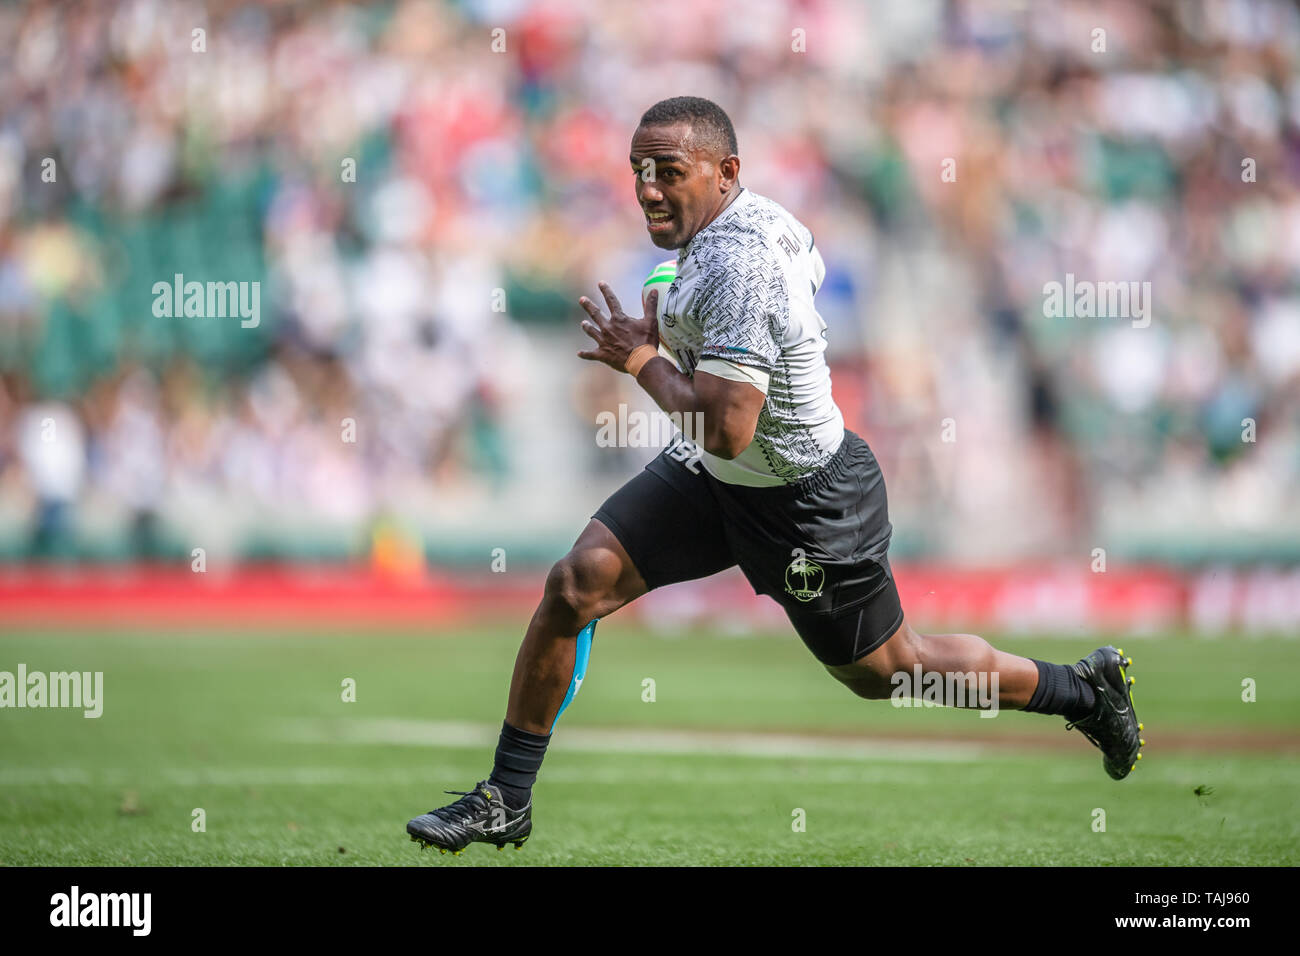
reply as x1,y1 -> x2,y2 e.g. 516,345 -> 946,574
592,429 -> 904,666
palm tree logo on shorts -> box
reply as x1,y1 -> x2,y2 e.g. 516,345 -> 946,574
784,548 -> 824,602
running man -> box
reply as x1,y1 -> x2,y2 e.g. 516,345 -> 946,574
407,96 -> 1143,855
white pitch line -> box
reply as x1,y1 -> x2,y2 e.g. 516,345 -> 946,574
0,763 -> 985,788
278,718 -> 986,763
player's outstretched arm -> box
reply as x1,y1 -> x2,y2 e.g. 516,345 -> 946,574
577,283 -> 763,459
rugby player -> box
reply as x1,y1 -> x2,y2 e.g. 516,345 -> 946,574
407,96 -> 1143,855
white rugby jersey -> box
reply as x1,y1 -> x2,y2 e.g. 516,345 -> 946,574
640,188 -> 844,487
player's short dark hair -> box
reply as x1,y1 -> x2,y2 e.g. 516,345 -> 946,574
638,96 -> 738,157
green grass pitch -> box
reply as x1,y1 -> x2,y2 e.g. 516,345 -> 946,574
1,625 -> 1297,865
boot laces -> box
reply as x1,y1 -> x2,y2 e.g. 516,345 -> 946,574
426,781 -> 491,822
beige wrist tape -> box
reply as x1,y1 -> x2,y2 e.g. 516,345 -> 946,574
624,344 -> 660,378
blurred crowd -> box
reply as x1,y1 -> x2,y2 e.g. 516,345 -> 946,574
0,0 -> 1296,564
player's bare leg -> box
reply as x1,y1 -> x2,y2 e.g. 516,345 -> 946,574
504,519 -> 648,734
823,616 -> 1144,779
407,518 -> 645,853
825,618 -> 1039,708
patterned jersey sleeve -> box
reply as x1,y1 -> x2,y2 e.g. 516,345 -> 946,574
693,239 -> 786,375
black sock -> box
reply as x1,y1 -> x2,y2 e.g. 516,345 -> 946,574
488,720 -> 551,811
1022,659 -> 1095,721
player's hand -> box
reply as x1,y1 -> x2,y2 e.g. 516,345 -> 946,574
577,283 -> 658,371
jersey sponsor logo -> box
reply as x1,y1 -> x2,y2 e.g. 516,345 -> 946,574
784,551 -> 825,602
674,346 -> 699,376
777,230 -> 800,260
661,280 -> 681,327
